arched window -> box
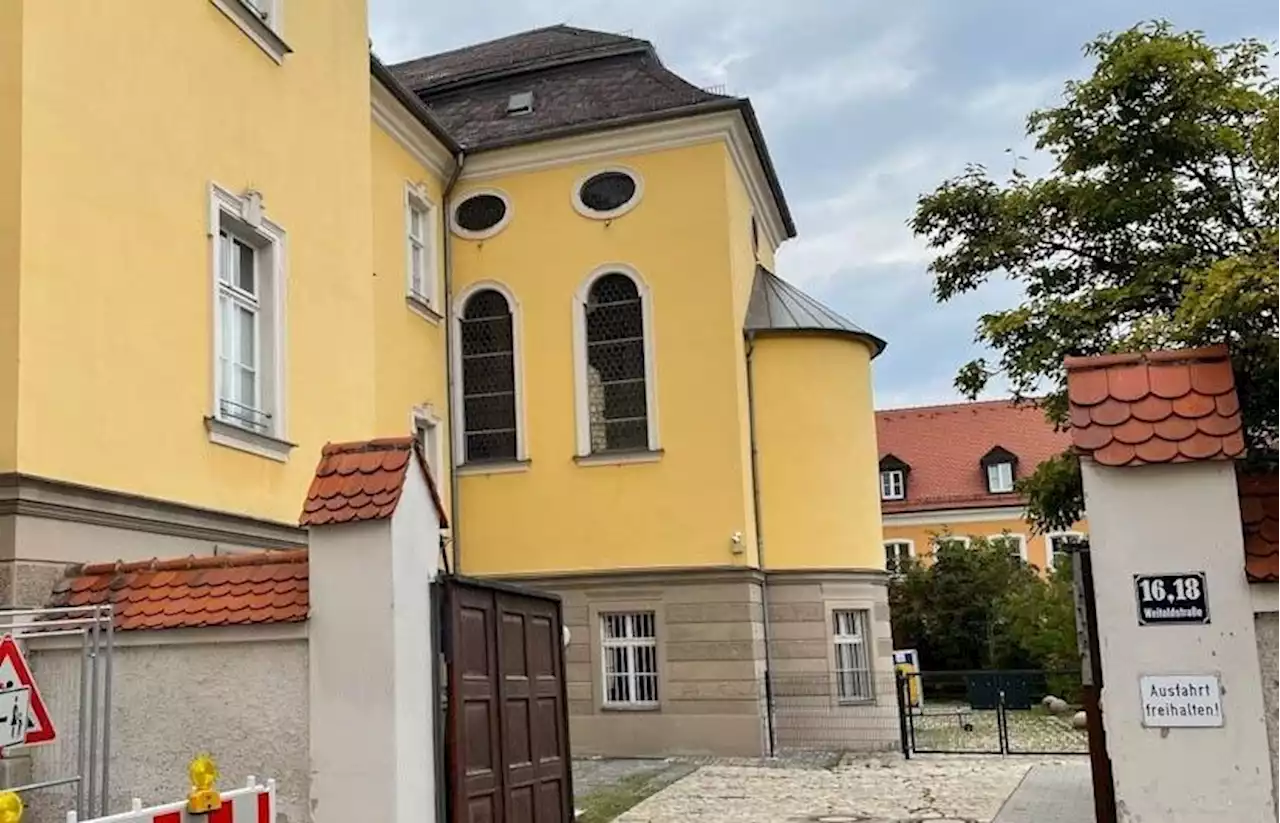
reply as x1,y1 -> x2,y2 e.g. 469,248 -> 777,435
458,287 -> 519,463
574,268 -> 658,457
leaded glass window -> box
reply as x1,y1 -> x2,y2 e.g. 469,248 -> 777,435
460,289 -> 517,462
585,274 -> 648,453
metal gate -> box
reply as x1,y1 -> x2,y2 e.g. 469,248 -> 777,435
441,576 -> 573,823
895,669 -> 1090,756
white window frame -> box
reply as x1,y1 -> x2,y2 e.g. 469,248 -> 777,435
572,264 -> 660,463
880,469 -> 905,501
209,0 -> 290,63
989,533 -> 1028,562
929,534 -> 971,552
883,539 -> 914,573
449,188 -> 513,241
206,183 -> 292,462
600,611 -> 659,709
832,609 -> 874,703
451,280 -> 528,471
1046,531 -> 1086,570
570,166 -> 644,221
987,461 -> 1015,493
412,405 -> 445,484
405,183 -> 440,317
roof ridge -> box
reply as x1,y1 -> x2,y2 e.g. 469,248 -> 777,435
321,436 -> 413,456
878,398 -> 1043,415
77,549 -> 307,578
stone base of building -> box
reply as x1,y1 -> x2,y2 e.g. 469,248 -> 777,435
499,565 -> 897,758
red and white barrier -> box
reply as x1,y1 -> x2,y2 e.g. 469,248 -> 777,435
66,777 -> 275,823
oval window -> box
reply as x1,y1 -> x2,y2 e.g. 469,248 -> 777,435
576,171 -> 640,217
453,193 -> 508,236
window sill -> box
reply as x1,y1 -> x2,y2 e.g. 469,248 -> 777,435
209,0 -> 292,64
205,416 -> 296,462
406,293 -> 443,323
457,459 -> 531,476
601,703 -> 660,712
837,697 -> 877,707
574,449 -> 663,467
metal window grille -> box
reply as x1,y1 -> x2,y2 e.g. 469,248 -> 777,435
216,230 -> 269,433
880,470 -> 904,500
884,541 -> 911,573
833,609 -> 872,701
585,274 -> 648,452
987,461 -> 1015,493
601,612 -> 658,707
460,290 -> 517,462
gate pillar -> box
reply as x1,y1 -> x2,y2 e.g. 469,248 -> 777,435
1066,346 -> 1275,822
300,438 -> 448,823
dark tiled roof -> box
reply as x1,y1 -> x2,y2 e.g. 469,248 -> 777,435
1066,346 -> 1245,467
386,26 -> 796,237
392,24 -> 643,92
745,267 -> 885,356
49,551 -> 309,631
300,437 -> 448,528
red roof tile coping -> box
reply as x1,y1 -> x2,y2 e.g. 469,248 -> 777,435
49,550 -> 309,631
1239,469 -> 1279,583
300,436 -> 447,528
1065,345 -> 1245,467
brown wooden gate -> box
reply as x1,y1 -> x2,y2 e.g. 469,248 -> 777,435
443,576 -> 573,823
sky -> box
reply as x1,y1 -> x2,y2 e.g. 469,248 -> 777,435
369,0 -> 1275,409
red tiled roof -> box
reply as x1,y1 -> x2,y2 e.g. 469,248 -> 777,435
875,399 -> 1070,513
1065,345 -> 1245,467
300,437 -> 447,528
1239,469 -> 1279,583
48,551 -> 308,631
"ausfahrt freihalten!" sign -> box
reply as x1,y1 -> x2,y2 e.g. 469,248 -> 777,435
1134,572 -> 1209,625
1140,674 -> 1223,728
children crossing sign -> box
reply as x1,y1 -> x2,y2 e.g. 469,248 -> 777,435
0,634 -> 56,746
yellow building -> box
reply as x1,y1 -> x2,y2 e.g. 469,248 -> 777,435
876,400 -> 1089,572
1,11 -> 888,757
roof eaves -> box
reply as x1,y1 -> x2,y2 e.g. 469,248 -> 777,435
370,54 -> 462,154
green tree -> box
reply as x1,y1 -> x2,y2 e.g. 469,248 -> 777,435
911,22 -> 1278,531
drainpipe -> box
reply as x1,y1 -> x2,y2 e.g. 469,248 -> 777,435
745,331 -> 778,757
442,151 -> 466,575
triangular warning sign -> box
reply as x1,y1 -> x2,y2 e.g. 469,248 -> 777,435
0,635 -> 56,745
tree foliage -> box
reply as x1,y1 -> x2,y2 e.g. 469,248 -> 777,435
888,536 -> 1075,673
911,22 -> 1279,530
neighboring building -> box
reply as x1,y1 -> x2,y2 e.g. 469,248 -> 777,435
0,9 -> 889,760
876,400 -> 1088,572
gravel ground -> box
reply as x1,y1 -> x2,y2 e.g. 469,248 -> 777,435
614,754 -> 1081,823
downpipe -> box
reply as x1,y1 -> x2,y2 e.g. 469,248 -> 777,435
442,151 -> 466,574
745,331 -> 778,757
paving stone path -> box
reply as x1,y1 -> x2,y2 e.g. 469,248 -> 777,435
613,755 -> 1082,823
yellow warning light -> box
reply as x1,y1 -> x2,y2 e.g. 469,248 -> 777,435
0,790 -> 23,823
186,753 -> 223,813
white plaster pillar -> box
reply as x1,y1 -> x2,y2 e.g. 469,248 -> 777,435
306,457 -> 442,823
1081,459 -> 1276,822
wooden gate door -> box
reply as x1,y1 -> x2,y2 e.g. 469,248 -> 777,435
444,577 -> 573,823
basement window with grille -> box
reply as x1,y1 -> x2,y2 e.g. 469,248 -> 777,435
573,168 -> 642,220
456,286 -> 522,465
451,191 -> 511,240
573,268 -> 660,463
601,612 -> 659,708
833,609 -> 873,703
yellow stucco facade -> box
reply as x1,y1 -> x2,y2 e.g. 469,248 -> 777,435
882,514 -> 1090,572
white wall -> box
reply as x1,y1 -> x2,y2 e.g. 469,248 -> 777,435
26,627 -> 309,823
1082,460 -> 1275,822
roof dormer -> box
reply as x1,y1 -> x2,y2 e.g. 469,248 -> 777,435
879,454 -> 911,501
981,445 -> 1019,494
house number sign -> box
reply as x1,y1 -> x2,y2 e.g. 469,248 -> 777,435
1134,572 -> 1209,625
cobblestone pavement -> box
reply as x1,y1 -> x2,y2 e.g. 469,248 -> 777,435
614,755 -> 1082,823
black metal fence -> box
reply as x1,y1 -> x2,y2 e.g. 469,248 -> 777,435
897,669 -> 1089,756
768,673 -> 905,754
